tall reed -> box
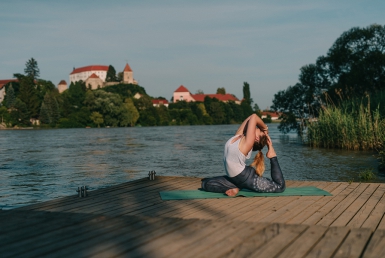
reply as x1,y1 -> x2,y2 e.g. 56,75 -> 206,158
306,99 -> 384,151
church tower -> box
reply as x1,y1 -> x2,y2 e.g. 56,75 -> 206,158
123,63 -> 134,84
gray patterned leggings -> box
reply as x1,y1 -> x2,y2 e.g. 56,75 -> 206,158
201,157 -> 285,193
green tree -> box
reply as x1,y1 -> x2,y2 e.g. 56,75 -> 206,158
39,92 -> 60,125
121,98 -> 140,126
24,58 -> 40,79
10,98 -> 30,126
216,87 -> 226,94
272,24 -> 385,134
133,94 -> 153,110
271,83 -> 306,134
117,72 -> 123,82
90,112 -> 104,127
17,75 -> 40,118
6,85 -> 16,108
105,65 -> 117,82
242,82 -> 253,105
208,99 -> 225,124
0,106 -> 12,126
84,90 -> 125,127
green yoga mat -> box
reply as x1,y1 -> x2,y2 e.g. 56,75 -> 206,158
159,186 -> 332,200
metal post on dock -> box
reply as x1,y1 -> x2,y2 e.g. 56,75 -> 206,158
148,170 -> 156,180
76,186 -> 88,197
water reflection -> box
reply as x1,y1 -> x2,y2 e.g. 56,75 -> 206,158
0,123 -> 383,209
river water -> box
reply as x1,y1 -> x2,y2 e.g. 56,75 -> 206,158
0,123 -> 383,210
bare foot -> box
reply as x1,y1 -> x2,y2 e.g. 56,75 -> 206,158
266,135 -> 277,159
225,188 -> 239,197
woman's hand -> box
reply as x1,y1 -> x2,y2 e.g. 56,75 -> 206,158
266,135 -> 277,159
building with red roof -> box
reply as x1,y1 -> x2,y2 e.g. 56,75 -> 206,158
261,111 -> 282,120
70,65 -> 109,84
173,85 -> 241,104
69,63 -> 137,87
152,99 -> 169,107
84,73 -> 104,90
0,79 -> 18,104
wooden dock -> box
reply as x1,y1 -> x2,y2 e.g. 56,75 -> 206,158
1,176 -> 385,257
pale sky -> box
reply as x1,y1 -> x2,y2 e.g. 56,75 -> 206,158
1,0 -> 384,109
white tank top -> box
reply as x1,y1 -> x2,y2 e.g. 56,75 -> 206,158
223,135 -> 252,177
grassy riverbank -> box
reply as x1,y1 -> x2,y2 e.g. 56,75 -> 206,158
306,92 -> 385,170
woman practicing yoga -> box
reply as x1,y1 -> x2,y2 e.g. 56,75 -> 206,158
201,114 -> 286,196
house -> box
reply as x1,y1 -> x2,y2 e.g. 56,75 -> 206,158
0,79 -> 18,104
261,111 -> 281,120
70,65 -> 109,83
173,85 -> 240,104
85,73 -> 103,90
133,93 -> 144,99
69,63 -> 138,89
152,99 -> 169,107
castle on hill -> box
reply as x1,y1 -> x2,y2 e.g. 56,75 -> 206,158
57,63 -> 137,93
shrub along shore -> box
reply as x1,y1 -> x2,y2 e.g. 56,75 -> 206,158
306,91 -> 385,171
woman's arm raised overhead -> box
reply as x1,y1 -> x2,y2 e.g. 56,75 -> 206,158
237,114 -> 268,155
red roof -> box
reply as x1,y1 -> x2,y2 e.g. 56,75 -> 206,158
175,85 -> 190,93
0,79 -> 18,89
88,73 -> 100,79
152,99 -> 169,105
70,65 -> 109,75
58,80 -> 67,85
124,63 -> 132,72
192,93 -> 239,102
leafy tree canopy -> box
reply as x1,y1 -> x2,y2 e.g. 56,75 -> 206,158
216,87 -> 226,94
271,24 -> 385,134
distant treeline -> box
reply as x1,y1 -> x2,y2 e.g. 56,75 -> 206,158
1,72 -> 256,128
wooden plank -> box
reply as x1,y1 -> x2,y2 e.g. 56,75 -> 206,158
0,212 -> 98,246
331,183 -> 379,227
248,224 -> 309,257
304,226 -> 350,257
152,180 -> 300,221
333,228 -> 372,258
123,219 -> 253,258
362,229 -> 385,258
119,219 -> 216,258
287,182 -> 348,225
276,225 -> 329,258
24,216 -> 197,257
376,215 -> 385,230
12,177 -> 148,210
82,218 -> 200,258
257,181 -> 327,224
222,223 -> 302,258
106,179 -> 203,214
74,178 -> 199,216
269,181 -> 340,224
361,186 -> 385,230
347,184 -> 385,228
57,177 -> 197,215
33,177 -> 176,212
231,181 -> 308,222
1,214 -> 149,257
171,221 -> 269,258
301,183 -> 360,225
316,183 -> 370,227
14,177 -> 152,211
